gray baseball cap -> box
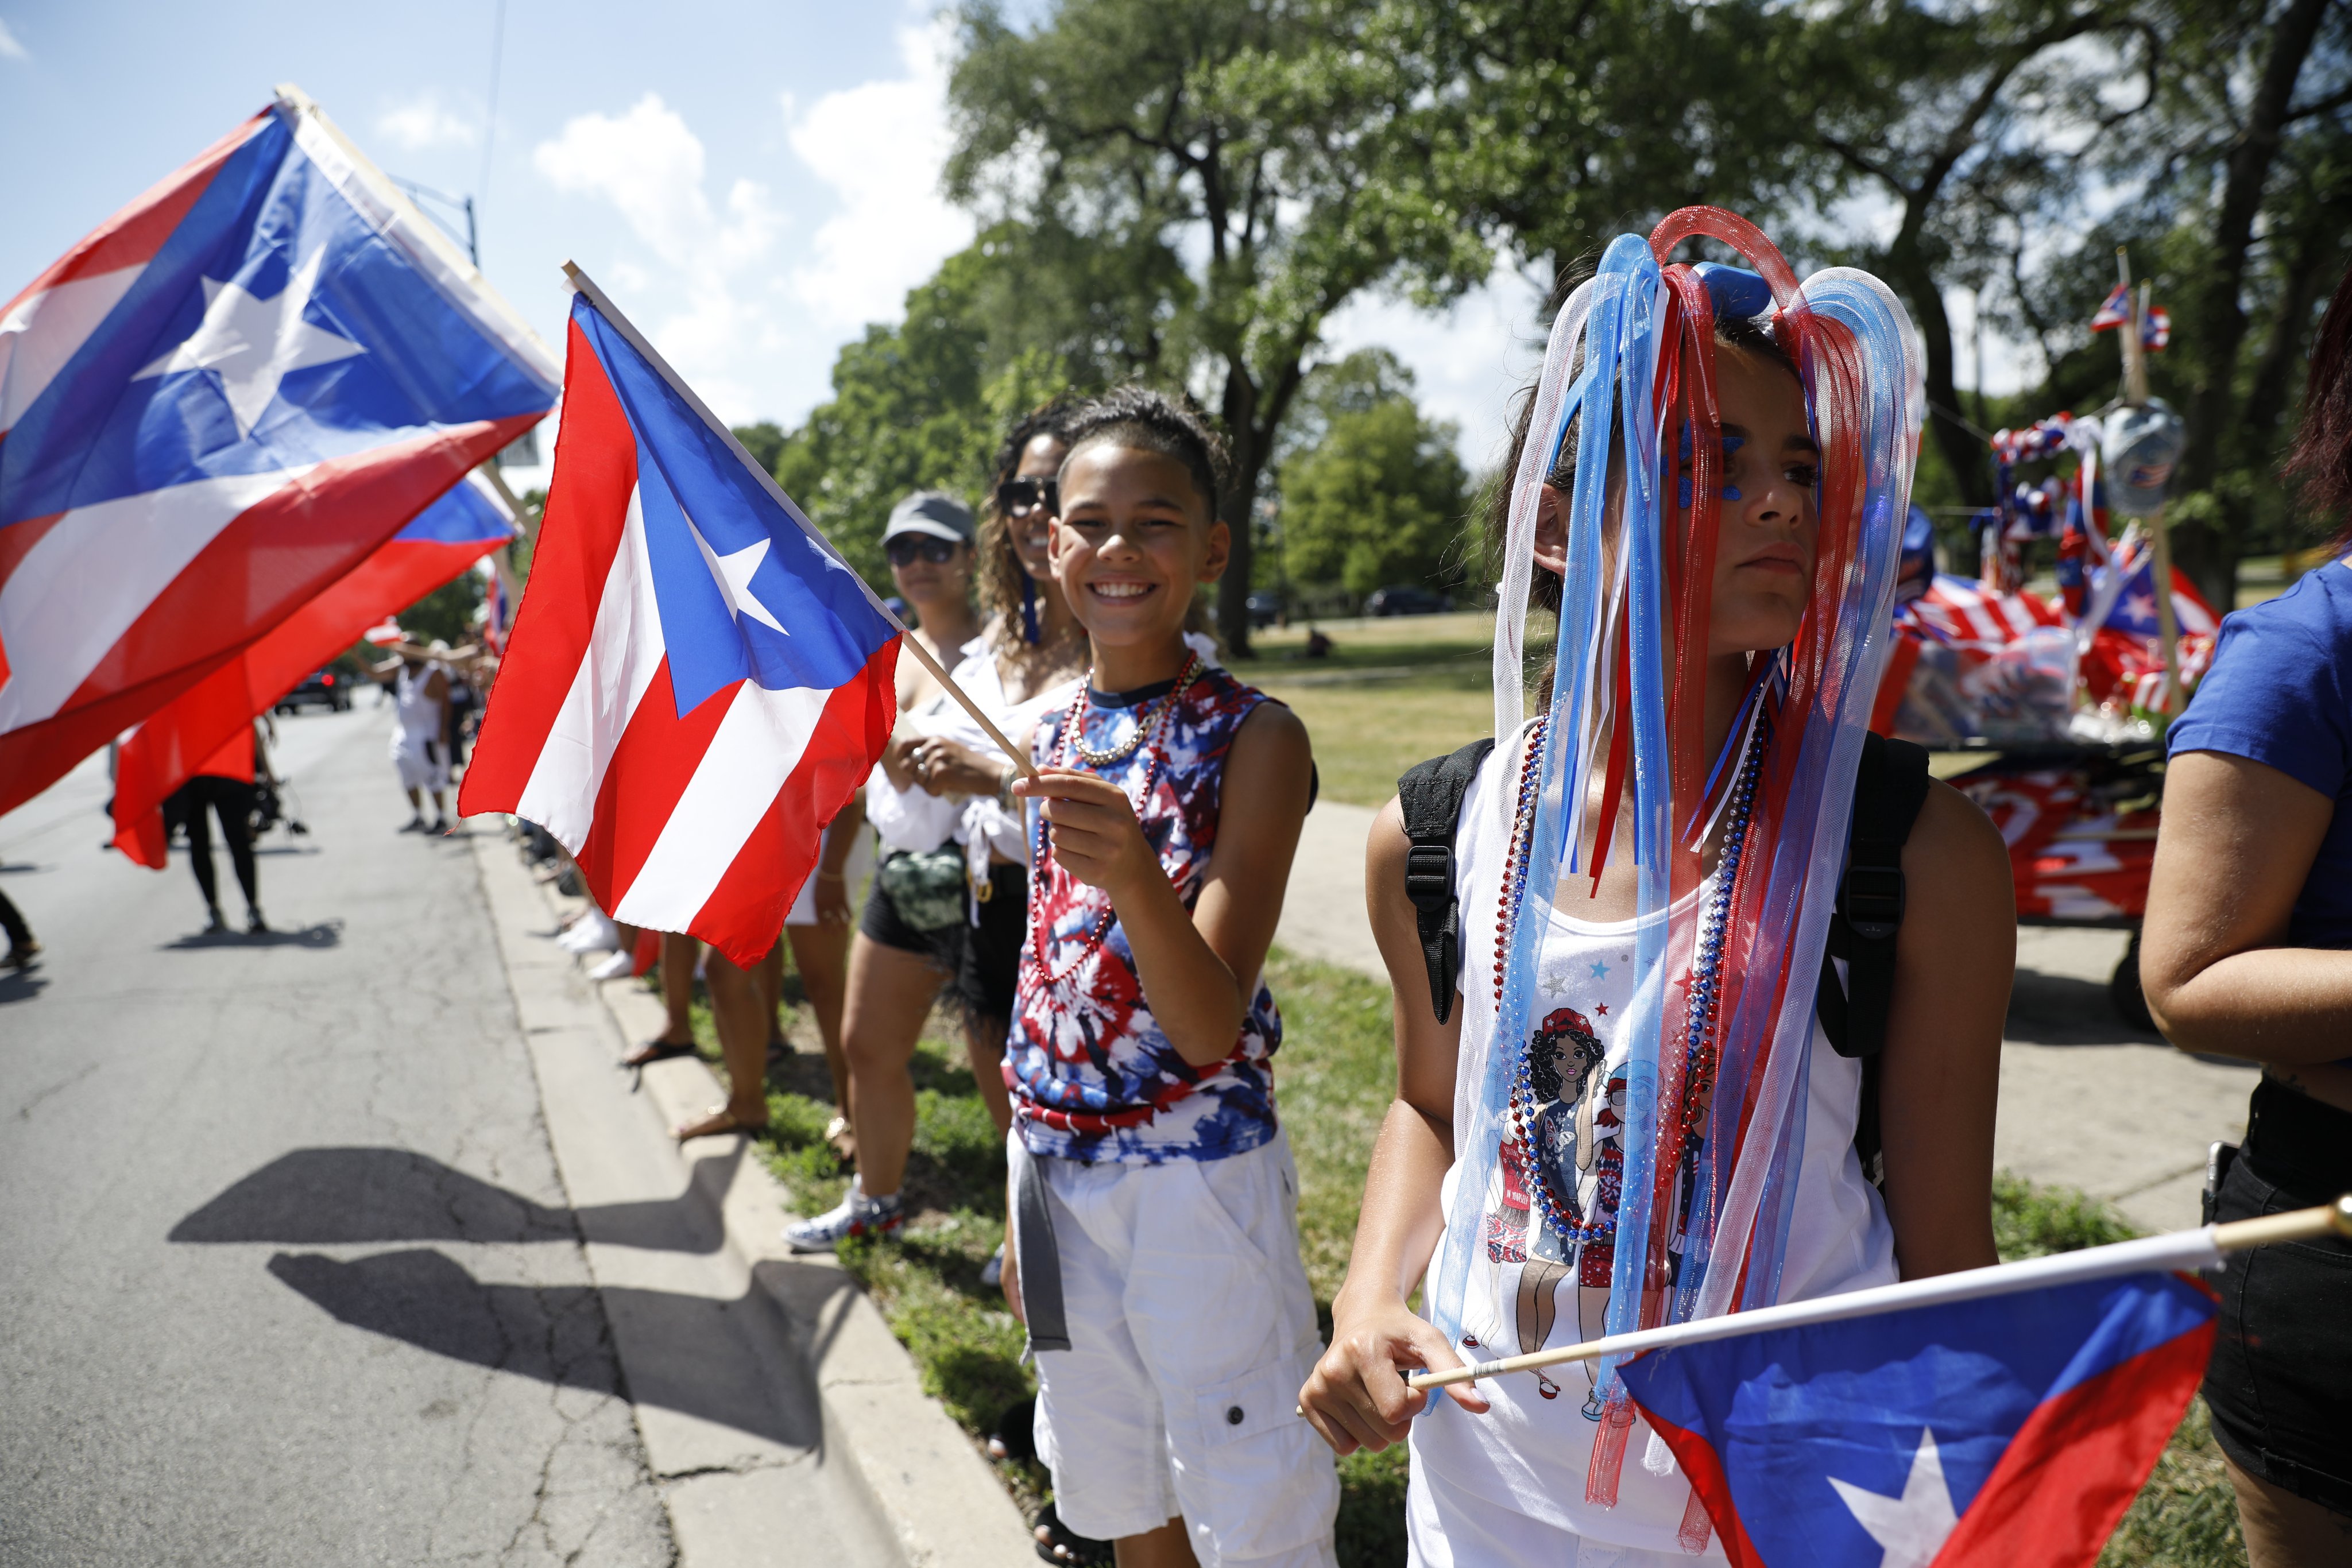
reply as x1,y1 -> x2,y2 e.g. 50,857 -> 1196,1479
884,490 -> 975,544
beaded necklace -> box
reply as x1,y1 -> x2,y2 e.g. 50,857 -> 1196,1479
1499,713 -> 1766,1252
1024,653 -> 1204,989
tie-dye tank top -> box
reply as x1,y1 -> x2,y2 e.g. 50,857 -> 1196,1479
1007,664 -> 1283,1165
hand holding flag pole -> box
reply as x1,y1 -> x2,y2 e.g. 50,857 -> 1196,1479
1408,1194 -> 2352,1389
556,262 -> 1038,781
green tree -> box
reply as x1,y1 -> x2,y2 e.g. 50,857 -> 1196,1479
1280,387 -> 1468,603
946,0 -> 1492,655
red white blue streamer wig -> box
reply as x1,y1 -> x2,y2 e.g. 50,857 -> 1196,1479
1441,208 -> 1922,1497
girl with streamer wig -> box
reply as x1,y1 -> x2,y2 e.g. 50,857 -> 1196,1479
1299,210 -> 2013,1562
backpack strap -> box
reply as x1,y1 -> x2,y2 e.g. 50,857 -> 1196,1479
1396,738 -> 1498,1025
1815,731 -> 1932,1191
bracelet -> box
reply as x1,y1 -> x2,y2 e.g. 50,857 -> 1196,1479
997,762 -> 1019,811
816,870 -> 846,882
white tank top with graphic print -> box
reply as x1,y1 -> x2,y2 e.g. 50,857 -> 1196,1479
1409,730 -> 1896,1553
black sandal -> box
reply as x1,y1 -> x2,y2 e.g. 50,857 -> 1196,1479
988,1396 -> 1036,1464
623,1037 -> 697,1068
1031,1502 -> 1113,1567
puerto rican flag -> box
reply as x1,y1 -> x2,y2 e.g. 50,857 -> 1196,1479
1620,1271 -> 2215,1568
2088,282 -> 2133,333
2094,533 -> 2219,640
458,272 -> 898,966
110,470 -> 520,866
0,88 -> 557,818
2141,307 -> 2171,353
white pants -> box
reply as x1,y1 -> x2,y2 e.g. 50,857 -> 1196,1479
1018,1131 -> 1340,1568
785,823 -> 873,927
390,728 -> 447,793
1409,1465 -> 1713,1568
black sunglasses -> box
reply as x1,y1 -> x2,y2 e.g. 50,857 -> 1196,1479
996,477 -> 1060,519
886,534 -> 962,567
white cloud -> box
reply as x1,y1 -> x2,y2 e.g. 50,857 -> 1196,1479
534,94 -> 785,419
377,91 -> 477,151
783,18 -> 975,330
1321,262 -> 1555,473
0,19 -> 28,60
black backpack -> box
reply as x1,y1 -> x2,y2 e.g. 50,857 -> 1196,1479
1396,730 -> 1930,1192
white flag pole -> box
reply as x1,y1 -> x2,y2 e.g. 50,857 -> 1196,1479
557,261 -> 1039,779
1408,1196 -> 2352,1390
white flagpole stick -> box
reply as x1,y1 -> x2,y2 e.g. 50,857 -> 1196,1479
1408,1196 -> 2352,1390
558,261 -> 1038,779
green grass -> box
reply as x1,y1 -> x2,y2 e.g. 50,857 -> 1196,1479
1243,612 -> 1553,808
676,955 -> 2244,1568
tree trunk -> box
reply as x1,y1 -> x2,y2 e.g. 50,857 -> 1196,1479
2172,0 -> 2335,606
1217,361 -> 1262,659
1889,247 -> 1992,509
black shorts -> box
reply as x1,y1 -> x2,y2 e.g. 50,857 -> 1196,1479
856,859 -> 1028,1026
2203,1076 -> 2352,1516
948,863 -> 1027,1026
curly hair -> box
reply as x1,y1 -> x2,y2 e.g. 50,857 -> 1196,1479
976,396 -> 1082,630
1058,385 -> 1232,520
2284,261 -> 2352,551
1528,1007 -> 1605,1104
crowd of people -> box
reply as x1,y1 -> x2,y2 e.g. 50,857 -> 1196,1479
509,237 -> 2352,1568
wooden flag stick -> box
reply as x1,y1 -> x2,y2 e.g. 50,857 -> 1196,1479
1406,1195 -> 2352,1390
557,261 -> 1038,779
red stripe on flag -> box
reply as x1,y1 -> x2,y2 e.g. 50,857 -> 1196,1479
1872,636 -> 1920,735
690,641 -> 900,967
0,111 -> 267,318
1930,1311 -> 2214,1568
110,532 -> 504,866
458,318 -> 640,816
571,661 -> 738,912
1638,1406 -> 1771,1568
0,416 -> 531,817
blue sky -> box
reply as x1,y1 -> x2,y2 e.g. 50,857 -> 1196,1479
0,1 -> 1620,479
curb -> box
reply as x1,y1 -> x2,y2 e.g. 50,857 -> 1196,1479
470,824 -> 1035,1568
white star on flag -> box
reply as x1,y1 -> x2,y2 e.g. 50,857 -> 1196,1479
688,519 -> 788,635
134,247 -> 365,438
1829,1427 -> 1960,1568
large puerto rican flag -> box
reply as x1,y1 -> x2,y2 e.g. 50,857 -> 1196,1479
458,270 -> 898,966
0,86 -> 558,817
1619,1270 -> 2215,1567
110,471 -> 521,866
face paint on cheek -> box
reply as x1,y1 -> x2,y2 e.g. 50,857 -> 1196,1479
1722,486 -> 1742,501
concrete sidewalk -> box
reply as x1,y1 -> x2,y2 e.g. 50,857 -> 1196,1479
470,826 -> 1034,1568
1275,797 -> 2247,1233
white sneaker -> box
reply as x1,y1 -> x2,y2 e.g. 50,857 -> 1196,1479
559,911 -> 621,954
783,1184 -> 904,1253
980,1245 -> 1004,1288
586,948 -> 633,981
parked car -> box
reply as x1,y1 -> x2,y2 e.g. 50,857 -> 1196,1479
278,667 -> 354,713
1364,584 -> 1450,617
1246,592 -> 1283,629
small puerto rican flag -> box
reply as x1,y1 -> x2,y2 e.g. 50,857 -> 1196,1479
2141,307 -> 2172,353
458,269 -> 899,965
2089,282 -> 2133,333
1621,1270 -> 2215,1568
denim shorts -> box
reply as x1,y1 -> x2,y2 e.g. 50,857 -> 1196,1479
2203,1076 -> 2352,1517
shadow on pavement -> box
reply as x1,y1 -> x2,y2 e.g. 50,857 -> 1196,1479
161,920 -> 344,951
0,967 -> 49,1004
171,1145 -> 738,1254
2005,967 -> 2164,1047
268,1248 -> 819,1449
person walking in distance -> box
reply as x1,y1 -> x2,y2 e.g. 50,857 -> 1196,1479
372,638 -> 452,831
0,886 -> 38,971
166,719 -> 271,935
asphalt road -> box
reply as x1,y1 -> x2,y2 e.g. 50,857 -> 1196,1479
0,703 -> 676,1567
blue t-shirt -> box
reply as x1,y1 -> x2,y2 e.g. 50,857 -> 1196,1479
2168,559 -> 2352,950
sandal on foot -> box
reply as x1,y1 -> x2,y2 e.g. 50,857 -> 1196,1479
672,1106 -> 768,1142
623,1037 -> 697,1069
1031,1503 -> 1113,1567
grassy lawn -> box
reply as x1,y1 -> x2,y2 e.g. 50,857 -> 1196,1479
1240,611 -> 1550,808
674,947 -> 2242,1568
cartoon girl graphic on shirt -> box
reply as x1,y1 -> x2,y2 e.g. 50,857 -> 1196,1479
1508,1009 -> 1608,1398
